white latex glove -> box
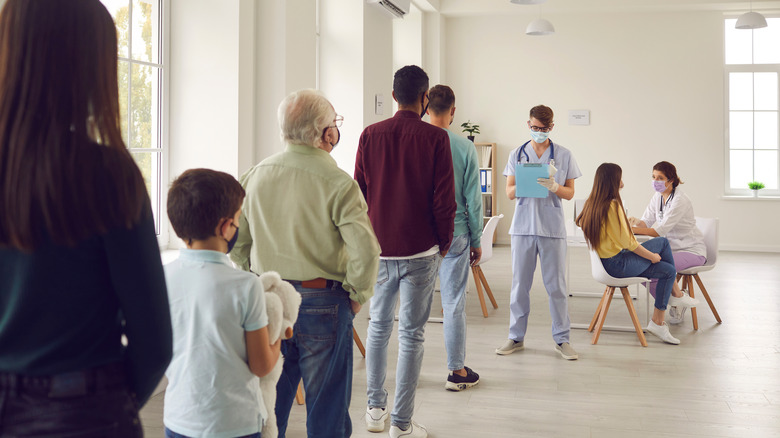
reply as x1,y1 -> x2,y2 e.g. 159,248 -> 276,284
537,177 -> 559,193
627,216 -> 641,227
548,162 -> 558,178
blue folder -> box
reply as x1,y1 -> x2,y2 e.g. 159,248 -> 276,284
515,163 -> 549,198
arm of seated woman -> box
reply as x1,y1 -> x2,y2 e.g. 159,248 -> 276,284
631,226 -> 658,237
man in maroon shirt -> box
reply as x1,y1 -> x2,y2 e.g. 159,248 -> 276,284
356,65 -> 455,438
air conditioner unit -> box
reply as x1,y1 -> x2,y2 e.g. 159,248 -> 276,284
367,0 -> 410,19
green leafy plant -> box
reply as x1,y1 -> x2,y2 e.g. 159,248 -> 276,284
460,120 -> 481,138
748,181 -> 765,190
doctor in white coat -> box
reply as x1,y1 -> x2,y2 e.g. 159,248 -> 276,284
495,105 -> 581,360
630,161 -> 703,323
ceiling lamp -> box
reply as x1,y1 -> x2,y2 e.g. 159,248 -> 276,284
735,11 -> 768,29
526,18 -> 555,36
510,0 -> 546,4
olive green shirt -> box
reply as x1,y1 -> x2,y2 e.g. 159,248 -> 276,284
230,144 -> 380,305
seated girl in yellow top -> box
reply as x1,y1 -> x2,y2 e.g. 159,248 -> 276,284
576,163 -> 695,345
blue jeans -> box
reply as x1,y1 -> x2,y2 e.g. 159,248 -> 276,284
165,428 -> 259,438
509,235 -> 570,344
438,234 -> 470,371
366,254 -> 438,429
601,237 -> 676,310
275,285 -> 355,438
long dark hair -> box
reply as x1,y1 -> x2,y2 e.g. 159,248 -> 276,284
0,0 -> 146,251
576,163 -> 628,250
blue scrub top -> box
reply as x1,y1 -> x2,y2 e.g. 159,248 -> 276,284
503,141 -> 581,238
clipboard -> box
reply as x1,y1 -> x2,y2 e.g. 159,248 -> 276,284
515,163 -> 549,198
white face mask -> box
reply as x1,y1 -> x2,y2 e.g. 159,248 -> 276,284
530,129 -> 549,143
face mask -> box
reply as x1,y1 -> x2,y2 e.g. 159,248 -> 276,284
530,129 -> 549,144
652,180 -> 667,193
225,225 -> 239,253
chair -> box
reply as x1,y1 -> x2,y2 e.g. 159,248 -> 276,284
472,214 -> 504,318
295,327 -> 365,405
587,249 -> 648,347
676,217 -> 721,330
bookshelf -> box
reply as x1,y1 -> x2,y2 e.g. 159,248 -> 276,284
475,142 -> 497,242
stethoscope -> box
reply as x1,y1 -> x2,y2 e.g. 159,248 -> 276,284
659,188 -> 676,220
517,140 -> 555,167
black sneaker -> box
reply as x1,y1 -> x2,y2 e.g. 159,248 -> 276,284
445,366 -> 480,391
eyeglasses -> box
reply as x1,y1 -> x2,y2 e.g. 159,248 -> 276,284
331,115 -> 344,128
528,122 -> 552,133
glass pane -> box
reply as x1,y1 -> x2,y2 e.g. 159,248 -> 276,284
754,112 -> 778,150
725,18 -> 752,65
729,150 -> 753,189
729,112 -> 753,149
754,150 -> 778,189
729,72 -> 753,110
130,64 -> 160,149
754,72 -> 778,111
132,0 -> 161,64
118,61 -> 130,145
101,0 -> 130,58
131,151 -> 161,233
753,18 -> 780,64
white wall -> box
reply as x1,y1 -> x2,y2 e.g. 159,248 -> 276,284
444,11 -> 779,251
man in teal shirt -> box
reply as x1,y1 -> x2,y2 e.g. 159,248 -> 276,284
427,85 -> 483,391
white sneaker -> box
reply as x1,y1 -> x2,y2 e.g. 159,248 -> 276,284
389,421 -> 427,438
365,406 -> 388,433
646,320 -> 680,345
668,292 -> 699,308
668,306 -> 687,324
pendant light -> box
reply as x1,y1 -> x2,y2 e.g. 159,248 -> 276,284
735,1 -> 767,29
525,3 -> 555,36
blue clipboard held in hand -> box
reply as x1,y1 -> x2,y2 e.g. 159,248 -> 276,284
515,163 -> 549,198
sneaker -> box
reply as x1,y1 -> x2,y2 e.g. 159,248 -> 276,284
495,339 -> 524,355
646,320 -> 680,345
668,292 -> 699,308
668,306 -> 687,325
389,421 -> 427,438
365,406 -> 388,433
445,366 -> 480,391
555,342 -> 579,360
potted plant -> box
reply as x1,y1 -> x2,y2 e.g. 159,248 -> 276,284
748,181 -> 765,197
461,120 -> 480,142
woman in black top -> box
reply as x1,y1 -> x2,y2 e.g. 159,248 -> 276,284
0,0 -> 173,435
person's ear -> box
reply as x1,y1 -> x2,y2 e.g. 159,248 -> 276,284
450,107 -> 456,117
391,91 -> 398,103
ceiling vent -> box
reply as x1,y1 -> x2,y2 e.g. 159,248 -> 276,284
367,0 -> 410,18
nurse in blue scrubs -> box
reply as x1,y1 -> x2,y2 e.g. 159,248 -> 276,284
494,105 -> 582,360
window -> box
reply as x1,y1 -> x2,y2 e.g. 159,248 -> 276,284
724,18 -> 780,196
102,0 -> 166,232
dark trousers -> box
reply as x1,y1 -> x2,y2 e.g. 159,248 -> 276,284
0,363 -> 142,437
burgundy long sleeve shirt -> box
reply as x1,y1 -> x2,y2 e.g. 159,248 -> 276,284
355,110 -> 456,257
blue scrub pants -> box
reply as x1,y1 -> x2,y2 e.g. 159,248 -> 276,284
508,235 -> 570,344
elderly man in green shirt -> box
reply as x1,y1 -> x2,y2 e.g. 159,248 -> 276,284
231,89 -> 380,438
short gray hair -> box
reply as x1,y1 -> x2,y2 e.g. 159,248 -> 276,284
277,89 -> 335,147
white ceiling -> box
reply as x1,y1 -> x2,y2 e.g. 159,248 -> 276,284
431,0 -> 780,16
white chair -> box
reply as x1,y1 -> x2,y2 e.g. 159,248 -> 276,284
587,249 -> 648,347
472,214 -> 503,318
676,217 -> 721,330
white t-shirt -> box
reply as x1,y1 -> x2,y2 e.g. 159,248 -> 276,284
640,188 -> 706,257
163,249 -> 269,438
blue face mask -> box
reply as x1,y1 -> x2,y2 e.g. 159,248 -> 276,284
225,225 -> 239,253
652,180 -> 667,193
530,129 -> 550,143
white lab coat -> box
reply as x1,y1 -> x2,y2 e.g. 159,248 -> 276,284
640,188 -> 706,257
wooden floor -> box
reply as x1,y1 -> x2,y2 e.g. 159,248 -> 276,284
142,245 -> 780,437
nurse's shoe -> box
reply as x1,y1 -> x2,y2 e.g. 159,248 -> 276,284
646,320 -> 680,345
668,292 -> 699,308
495,339 -> 524,355
555,342 -> 579,360
668,306 -> 687,324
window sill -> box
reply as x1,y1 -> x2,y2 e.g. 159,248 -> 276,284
721,195 -> 780,201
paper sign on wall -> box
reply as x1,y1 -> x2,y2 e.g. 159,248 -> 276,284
568,110 -> 590,126
375,94 -> 384,115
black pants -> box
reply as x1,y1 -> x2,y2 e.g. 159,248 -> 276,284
0,363 -> 142,437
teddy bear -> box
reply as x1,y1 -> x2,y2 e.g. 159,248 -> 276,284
257,271 -> 301,438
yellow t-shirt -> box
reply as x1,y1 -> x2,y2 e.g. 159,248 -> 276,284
596,200 -> 639,258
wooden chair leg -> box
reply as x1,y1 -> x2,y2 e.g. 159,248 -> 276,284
694,274 -> 722,323
686,275 -> 699,330
591,287 -> 615,345
588,287 -> 609,332
353,327 -> 366,358
295,381 -> 304,405
477,267 -> 499,309
620,287 -> 648,347
472,266 -> 489,318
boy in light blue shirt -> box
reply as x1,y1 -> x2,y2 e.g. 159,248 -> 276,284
163,169 -> 281,438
